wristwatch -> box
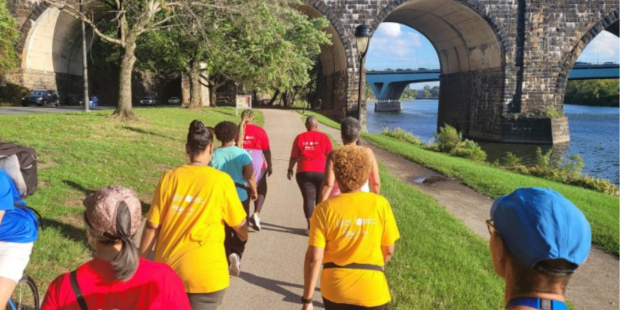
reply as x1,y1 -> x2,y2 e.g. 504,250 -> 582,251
301,296 -> 312,304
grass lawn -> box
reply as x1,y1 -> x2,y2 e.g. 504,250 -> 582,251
0,107 -> 258,291
317,123 -> 506,309
379,165 -> 504,309
302,110 -> 619,256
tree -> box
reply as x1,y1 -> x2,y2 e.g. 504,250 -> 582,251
0,0 -> 18,75
422,85 -> 432,98
565,79 -> 619,107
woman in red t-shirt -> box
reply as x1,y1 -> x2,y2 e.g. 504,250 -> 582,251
237,109 -> 273,232
287,116 -> 333,234
41,186 -> 190,310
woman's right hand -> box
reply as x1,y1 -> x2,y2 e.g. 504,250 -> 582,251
287,169 -> 294,180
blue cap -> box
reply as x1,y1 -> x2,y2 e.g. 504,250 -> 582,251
490,187 -> 591,267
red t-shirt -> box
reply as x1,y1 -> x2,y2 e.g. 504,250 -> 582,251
242,124 -> 270,150
41,258 -> 191,310
290,131 -> 333,173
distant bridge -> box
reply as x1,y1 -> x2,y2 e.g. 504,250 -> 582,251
366,63 -> 620,105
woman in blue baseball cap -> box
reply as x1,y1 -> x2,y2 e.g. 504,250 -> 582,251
486,187 -> 591,310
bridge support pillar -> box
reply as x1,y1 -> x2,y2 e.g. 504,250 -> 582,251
374,100 -> 402,112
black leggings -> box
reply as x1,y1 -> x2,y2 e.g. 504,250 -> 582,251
295,172 -> 324,219
254,172 -> 268,214
323,298 -> 386,310
225,198 -> 250,259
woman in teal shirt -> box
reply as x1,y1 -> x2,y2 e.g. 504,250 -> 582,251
211,121 -> 257,277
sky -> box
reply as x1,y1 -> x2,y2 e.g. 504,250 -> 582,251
366,23 -> 620,90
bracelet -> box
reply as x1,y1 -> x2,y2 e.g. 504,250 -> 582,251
301,296 -> 312,304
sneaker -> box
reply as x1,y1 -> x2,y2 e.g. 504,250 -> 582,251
229,253 -> 241,277
252,213 -> 262,231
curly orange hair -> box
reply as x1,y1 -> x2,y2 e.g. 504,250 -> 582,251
332,145 -> 370,192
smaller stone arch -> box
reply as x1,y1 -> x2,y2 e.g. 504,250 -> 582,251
299,1 -> 354,117
555,9 -> 619,96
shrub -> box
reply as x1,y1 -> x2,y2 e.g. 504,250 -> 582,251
435,124 -> 461,152
451,139 -> 487,162
535,147 -> 554,168
502,152 -> 522,167
382,127 -> 425,146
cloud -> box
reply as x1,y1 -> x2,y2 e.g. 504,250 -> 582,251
368,23 -> 422,58
579,31 -> 619,62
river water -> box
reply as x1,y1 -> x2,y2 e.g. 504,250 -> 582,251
366,100 -> 620,184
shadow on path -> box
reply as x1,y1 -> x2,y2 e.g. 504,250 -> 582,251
239,272 -> 322,307
260,222 -> 306,237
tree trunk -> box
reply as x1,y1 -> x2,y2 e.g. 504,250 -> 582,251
112,37 -> 138,120
208,84 -> 218,107
188,64 -> 201,109
252,90 -> 259,106
268,89 -> 280,106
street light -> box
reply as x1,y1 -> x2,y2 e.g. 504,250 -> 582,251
355,24 -> 372,121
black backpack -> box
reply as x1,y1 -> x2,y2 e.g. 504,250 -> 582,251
0,142 -> 38,198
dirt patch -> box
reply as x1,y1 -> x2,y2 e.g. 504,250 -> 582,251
38,161 -> 59,169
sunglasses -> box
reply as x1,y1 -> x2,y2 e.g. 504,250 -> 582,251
486,219 -> 496,236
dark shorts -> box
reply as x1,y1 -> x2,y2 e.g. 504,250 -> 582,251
323,298 -> 387,310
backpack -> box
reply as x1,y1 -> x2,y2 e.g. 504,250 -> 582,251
0,142 -> 38,198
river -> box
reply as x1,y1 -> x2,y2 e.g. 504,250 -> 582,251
366,100 -> 620,184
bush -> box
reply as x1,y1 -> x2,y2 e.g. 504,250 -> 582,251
0,82 -> 29,105
451,139 -> 487,162
435,124 -> 461,152
382,127 -> 425,146
502,152 -> 522,167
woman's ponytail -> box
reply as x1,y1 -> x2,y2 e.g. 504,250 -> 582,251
110,201 -> 139,281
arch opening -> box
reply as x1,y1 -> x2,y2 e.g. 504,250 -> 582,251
368,0 -> 506,139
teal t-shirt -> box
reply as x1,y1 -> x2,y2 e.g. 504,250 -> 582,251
210,146 -> 252,201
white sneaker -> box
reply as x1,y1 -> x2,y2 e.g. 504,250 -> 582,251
229,253 -> 241,277
252,213 -> 262,231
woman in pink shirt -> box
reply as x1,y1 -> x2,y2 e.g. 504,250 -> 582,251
287,116 -> 333,234
42,186 -> 190,310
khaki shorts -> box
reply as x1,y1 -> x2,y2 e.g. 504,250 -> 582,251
0,241 -> 34,283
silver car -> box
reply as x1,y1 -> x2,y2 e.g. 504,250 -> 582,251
168,97 -> 181,105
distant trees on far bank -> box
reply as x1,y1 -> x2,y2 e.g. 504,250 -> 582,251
565,79 -> 619,107
365,83 -> 440,101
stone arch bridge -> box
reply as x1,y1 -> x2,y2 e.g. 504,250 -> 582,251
6,0 -> 619,143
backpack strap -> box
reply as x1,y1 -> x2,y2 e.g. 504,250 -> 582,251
70,270 -> 89,310
13,202 -> 44,231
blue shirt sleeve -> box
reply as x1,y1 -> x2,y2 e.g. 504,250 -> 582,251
0,173 -> 15,211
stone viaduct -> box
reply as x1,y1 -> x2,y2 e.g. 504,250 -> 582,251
6,0 -> 620,144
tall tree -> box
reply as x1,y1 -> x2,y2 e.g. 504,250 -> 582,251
43,0 -> 185,119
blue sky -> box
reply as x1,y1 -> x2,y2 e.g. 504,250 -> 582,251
366,23 -> 620,90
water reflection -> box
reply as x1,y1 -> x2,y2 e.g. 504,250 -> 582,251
366,100 -> 619,184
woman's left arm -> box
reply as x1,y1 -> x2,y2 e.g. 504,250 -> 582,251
301,245 -> 324,310
367,148 -> 381,195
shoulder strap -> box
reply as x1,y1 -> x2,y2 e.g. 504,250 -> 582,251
69,270 -> 89,310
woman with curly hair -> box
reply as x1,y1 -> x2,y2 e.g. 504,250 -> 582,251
319,117 -> 380,202
301,146 -> 400,310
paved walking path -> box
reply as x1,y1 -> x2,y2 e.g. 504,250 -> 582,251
221,109 -> 323,309
317,120 -> 619,310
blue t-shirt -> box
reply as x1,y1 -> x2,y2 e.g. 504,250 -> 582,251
210,146 -> 252,201
0,169 -> 39,243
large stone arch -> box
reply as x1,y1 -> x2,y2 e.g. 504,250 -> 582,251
299,1 -> 353,119
369,0 -> 508,138
555,9 -> 619,103
9,4 -> 94,97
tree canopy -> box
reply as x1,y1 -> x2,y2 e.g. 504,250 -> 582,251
0,0 -> 18,74
565,79 -> 619,107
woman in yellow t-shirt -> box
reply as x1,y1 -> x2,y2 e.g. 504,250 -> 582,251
301,146 -> 400,310
139,120 -> 249,310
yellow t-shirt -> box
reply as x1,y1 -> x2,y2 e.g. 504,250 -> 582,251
309,192 -> 400,307
147,165 -> 247,294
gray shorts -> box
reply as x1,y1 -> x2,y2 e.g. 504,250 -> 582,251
187,289 -> 227,310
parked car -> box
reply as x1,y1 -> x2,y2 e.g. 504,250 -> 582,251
140,96 -> 157,106
21,90 -> 60,107
79,96 -> 100,107
168,97 -> 181,105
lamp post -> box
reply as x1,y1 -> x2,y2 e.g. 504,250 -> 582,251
354,24 -> 372,121
80,0 -> 90,112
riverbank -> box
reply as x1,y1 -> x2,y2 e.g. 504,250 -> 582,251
304,111 -> 619,256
